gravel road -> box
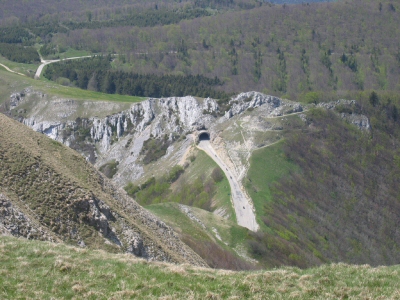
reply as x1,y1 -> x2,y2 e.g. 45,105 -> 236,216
198,140 -> 259,232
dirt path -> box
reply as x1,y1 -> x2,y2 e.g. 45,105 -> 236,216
198,140 -> 259,232
0,63 -> 26,76
34,56 -> 93,79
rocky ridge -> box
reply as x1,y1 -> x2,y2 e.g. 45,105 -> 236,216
6,89 -> 370,189
0,114 -> 207,267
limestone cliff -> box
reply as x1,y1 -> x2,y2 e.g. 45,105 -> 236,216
6,89 -> 370,189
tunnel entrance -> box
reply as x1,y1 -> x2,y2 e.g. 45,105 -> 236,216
198,132 -> 210,141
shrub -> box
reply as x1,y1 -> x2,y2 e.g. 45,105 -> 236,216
167,165 -> 184,183
211,167 -> 224,183
56,77 -> 71,86
141,136 -> 171,164
99,160 -> 119,178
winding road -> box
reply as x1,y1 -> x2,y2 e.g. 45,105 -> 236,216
3,52 -> 260,232
198,140 -> 259,232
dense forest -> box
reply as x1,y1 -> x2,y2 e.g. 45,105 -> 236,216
43,0 -> 399,100
3,0 -> 398,101
43,56 -> 229,99
0,0 -> 263,25
0,43 -> 40,63
0,27 -> 32,44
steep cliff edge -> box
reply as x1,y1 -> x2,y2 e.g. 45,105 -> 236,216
0,113 -> 207,267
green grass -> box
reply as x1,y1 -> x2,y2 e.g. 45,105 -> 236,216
146,202 -> 253,270
0,56 -> 145,104
147,202 -> 246,250
245,140 -> 298,231
1,236 -> 399,299
0,70 -> 33,105
176,149 -> 235,220
213,176 -> 235,221
38,45 -> 95,60
146,203 -> 211,241
40,77 -> 144,103
0,69 -> 144,104
131,148 -> 235,220
57,48 -> 94,59
0,55 -> 38,75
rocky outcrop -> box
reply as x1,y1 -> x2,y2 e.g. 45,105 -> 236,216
318,99 -> 371,131
225,91 -> 282,119
89,96 -> 219,153
0,193 -> 56,242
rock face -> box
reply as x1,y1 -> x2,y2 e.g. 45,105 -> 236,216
89,96 -> 218,154
6,89 -> 370,190
8,90 -> 226,187
0,194 -> 56,242
225,91 -> 282,118
317,100 -> 371,130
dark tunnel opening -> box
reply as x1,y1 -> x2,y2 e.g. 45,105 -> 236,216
199,132 -> 210,141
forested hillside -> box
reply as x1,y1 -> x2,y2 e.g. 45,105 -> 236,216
0,0 -> 260,26
244,91 -> 400,267
45,0 -> 400,100
42,56 -> 229,99
2,0 -> 399,101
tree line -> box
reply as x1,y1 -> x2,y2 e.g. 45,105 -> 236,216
65,7 -> 211,31
0,27 -> 32,44
43,56 -> 230,99
0,43 -> 40,63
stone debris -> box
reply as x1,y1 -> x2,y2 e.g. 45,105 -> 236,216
179,204 -> 206,229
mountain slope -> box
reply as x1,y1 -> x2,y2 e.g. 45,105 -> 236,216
0,113 -> 207,267
245,95 -> 400,267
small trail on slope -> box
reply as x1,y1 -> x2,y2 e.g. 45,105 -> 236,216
0,63 -> 26,76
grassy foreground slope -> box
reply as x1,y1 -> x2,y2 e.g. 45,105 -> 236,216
1,236 -> 399,299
